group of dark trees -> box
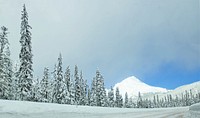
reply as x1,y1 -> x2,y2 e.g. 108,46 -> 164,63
0,4 -> 200,108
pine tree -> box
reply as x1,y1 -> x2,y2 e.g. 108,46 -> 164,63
124,92 -> 129,108
69,75 -> 75,105
80,71 -> 86,105
32,77 -> 40,102
53,54 -> 69,104
108,86 -> 114,107
0,26 -> 12,99
74,65 -> 81,105
12,63 -> 19,100
119,94 -> 123,108
52,64 -> 57,103
90,77 -> 97,106
94,70 -> 106,107
40,67 -> 50,102
115,87 -> 120,107
17,4 -> 33,101
64,66 -> 70,94
137,92 -> 143,108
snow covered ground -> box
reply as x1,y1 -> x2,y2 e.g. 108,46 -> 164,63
0,100 -> 197,118
189,103 -> 200,118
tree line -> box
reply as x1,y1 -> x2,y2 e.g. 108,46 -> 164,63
0,4 -> 200,108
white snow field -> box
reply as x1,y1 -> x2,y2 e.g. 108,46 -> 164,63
189,103 -> 200,118
0,100 -> 195,118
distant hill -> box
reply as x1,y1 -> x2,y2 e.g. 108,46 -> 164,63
112,76 -> 200,100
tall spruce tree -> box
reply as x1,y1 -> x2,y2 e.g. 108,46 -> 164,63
74,65 -> 81,105
115,87 -> 121,107
17,4 -> 33,101
0,26 -> 12,99
95,70 -> 106,107
53,54 -> 69,104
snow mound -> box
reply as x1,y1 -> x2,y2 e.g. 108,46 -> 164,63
113,76 -> 168,98
189,103 -> 200,118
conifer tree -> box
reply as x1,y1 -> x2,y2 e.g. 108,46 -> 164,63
32,77 -> 40,102
12,63 -> 19,100
53,54 -> 69,104
137,92 -> 142,108
80,71 -> 86,105
108,87 -> 114,107
0,26 -> 12,99
64,66 -> 70,93
90,77 -> 97,106
95,70 -> 106,107
17,4 -> 33,101
124,92 -> 129,108
115,87 -> 120,107
69,75 -> 75,105
74,65 -> 81,105
40,67 -> 50,102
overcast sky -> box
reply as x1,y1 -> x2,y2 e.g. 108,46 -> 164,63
0,0 -> 199,89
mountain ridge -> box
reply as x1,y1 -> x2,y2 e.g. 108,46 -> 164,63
113,76 -> 168,98
112,76 -> 200,99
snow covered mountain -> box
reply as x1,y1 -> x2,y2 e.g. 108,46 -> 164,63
113,76 -> 168,98
114,76 -> 200,100
142,80 -> 200,100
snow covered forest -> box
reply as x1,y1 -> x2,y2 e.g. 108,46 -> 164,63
0,4 -> 200,109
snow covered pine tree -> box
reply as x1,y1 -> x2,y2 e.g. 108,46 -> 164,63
17,4 -> 33,101
0,26 -> 12,99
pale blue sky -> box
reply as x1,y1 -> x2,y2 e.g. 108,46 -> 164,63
0,0 -> 199,89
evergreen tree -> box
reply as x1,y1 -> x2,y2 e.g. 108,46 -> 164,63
124,92 -> 129,108
80,71 -> 86,105
40,67 -> 50,102
115,87 -> 120,107
95,70 -> 106,107
12,63 -> 19,100
74,65 -> 81,105
51,64 -> 57,103
17,4 -> 33,101
108,86 -> 114,107
137,92 -> 143,108
90,77 -> 97,106
0,26 -> 12,99
119,94 -> 123,108
32,77 -> 40,102
53,54 -> 69,104
69,75 -> 75,105
64,66 -> 70,93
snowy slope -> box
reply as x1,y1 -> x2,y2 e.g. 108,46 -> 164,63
189,103 -> 200,117
0,100 -> 189,118
143,80 -> 200,100
113,76 -> 168,98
